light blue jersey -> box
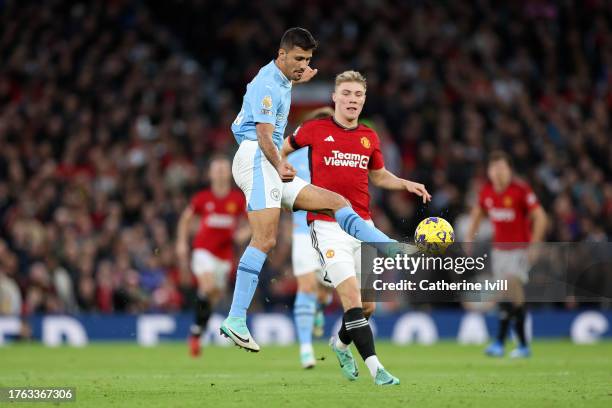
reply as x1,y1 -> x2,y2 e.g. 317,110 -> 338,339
231,60 -> 292,150
288,147 -> 310,235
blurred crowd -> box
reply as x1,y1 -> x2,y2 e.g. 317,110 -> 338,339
0,0 -> 213,316
1,0 -> 611,317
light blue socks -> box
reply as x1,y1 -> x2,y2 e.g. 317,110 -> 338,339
294,291 -> 317,347
228,246 -> 267,319
335,206 -> 394,243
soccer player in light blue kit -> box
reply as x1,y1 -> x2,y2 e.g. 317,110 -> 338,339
220,28 -> 428,352
288,107 -> 335,368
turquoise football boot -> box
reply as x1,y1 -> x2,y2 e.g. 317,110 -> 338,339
374,367 -> 400,386
220,317 -> 260,352
329,337 -> 358,381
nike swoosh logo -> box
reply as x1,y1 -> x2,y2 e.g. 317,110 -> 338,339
383,379 -> 394,385
226,327 -> 250,344
337,355 -> 345,368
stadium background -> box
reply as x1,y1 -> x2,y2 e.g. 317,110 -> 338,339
0,0 -> 611,345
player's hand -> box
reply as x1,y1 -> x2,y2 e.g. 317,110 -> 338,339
277,160 -> 296,182
404,181 -> 432,203
527,244 -> 540,265
293,66 -> 318,84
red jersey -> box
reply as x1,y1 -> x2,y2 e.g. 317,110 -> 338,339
478,179 -> 540,247
290,117 -> 385,223
190,189 -> 245,260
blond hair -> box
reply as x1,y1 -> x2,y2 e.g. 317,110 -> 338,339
335,70 -> 367,90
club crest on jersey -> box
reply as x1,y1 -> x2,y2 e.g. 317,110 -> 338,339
326,249 -> 335,258
226,202 -> 237,213
360,136 -> 371,149
503,196 -> 513,207
270,188 -> 281,201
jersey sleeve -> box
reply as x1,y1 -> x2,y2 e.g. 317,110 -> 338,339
368,132 -> 385,170
289,121 -> 315,150
478,188 -> 488,212
523,184 -> 540,212
248,80 -> 280,125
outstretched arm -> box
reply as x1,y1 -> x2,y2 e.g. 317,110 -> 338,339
369,167 -> 432,203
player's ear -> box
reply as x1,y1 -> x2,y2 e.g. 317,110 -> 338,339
278,48 -> 286,62
332,91 -> 337,103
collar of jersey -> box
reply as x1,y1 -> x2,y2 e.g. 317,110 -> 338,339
270,60 -> 292,88
332,116 -> 359,131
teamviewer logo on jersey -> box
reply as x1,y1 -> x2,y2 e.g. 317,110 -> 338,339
489,208 -> 516,221
324,150 -> 369,169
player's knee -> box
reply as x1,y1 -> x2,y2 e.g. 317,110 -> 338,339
314,192 -> 350,218
328,192 -> 350,211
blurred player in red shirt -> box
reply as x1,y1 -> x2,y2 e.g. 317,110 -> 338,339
281,70 -> 430,385
176,155 -> 249,357
467,151 -> 547,358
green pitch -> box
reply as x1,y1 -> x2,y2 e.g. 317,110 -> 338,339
0,341 -> 610,407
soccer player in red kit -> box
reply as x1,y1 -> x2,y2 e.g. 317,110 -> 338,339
467,151 -> 547,358
281,70 -> 431,385
176,155 -> 248,357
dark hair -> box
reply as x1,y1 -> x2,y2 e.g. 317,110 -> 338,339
280,27 -> 317,51
488,150 -> 513,168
